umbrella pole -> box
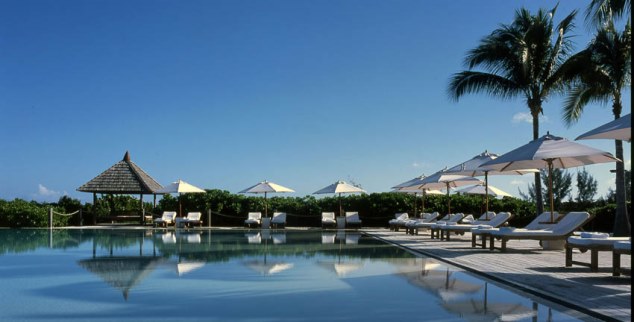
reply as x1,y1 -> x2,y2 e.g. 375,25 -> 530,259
484,171 -> 490,219
548,160 -> 555,223
264,192 -> 268,218
338,193 -> 342,217
446,183 -> 451,214
413,192 -> 418,217
421,190 -> 426,214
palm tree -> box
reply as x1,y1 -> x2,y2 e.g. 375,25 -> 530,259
585,0 -> 631,26
448,6 -> 577,215
561,21 -> 631,236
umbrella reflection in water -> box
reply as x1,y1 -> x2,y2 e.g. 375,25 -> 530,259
442,283 -> 537,321
243,231 -> 293,276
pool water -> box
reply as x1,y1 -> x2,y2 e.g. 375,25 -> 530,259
0,229 -> 596,321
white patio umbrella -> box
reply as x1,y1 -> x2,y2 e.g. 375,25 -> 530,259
481,133 -> 619,222
456,184 -> 512,198
404,169 -> 483,215
392,175 -> 444,215
313,181 -> 366,217
156,179 -> 206,217
444,151 -> 537,218
576,113 -> 631,142
239,180 -> 294,218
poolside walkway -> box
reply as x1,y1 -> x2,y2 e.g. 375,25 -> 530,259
363,228 -> 631,322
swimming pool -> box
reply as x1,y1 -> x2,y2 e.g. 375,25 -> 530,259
0,229 -> 596,321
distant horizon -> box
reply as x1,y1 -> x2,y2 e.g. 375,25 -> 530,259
1,0 -> 630,204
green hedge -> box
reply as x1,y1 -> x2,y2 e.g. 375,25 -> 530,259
0,191 -> 628,230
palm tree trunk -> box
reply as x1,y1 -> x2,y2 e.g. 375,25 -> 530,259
531,107 -> 544,216
612,99 -> 630,236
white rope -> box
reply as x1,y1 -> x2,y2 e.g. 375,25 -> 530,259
52,210 -> 80,217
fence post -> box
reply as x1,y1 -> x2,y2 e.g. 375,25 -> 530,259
208,209 -> 211,228
49,207 -> 53,229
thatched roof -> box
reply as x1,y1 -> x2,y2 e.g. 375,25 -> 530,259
78,256 -> 164,300
77,151 -> 164,194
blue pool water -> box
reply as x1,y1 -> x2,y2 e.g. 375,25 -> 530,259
0,229 -> 596,321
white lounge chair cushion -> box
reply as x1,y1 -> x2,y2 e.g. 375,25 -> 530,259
579,232 -> 610,239
567,236 -> 629,247
271,212 -> 287,224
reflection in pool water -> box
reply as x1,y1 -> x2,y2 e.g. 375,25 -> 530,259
0,229 -> 594,321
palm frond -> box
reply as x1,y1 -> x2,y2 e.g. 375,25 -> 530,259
563,84 -> 611,125
447,71 -> 521,101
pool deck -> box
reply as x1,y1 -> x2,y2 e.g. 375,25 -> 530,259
363,228 -> 631,322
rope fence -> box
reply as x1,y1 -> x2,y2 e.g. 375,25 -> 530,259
48,206 -> 395,228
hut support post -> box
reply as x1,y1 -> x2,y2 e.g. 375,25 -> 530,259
92,193 -> 97,225
49,207 -> 53,229
140,194 -> 144,225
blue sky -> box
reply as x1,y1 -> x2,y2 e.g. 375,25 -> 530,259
0,0 -> 630,203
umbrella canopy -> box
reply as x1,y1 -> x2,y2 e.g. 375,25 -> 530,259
456,184 -> 512,198
156,179 -> 206,217
313,181 -> 366,216
404,170 -> 483,214
392,176 -> 444,215
576,113 -> 631,142
481,133 -> 619,222
157,179 -> 206,194
444,151 -> 537,216
239,180 -> 294,217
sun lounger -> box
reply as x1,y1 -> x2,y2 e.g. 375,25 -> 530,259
154,211 -> 177,227
565,234 -> 630,272
406,212 -> 446,235
471,212 -> 563,248
438,212 -> 512,241
271,212 -> 287,229
321,212 -> 336,228
425,214 -> 465,238
488,212 -> 593,252
389,213 -> 409,231
612,241 -> 631,276
244,212 -> 262,228
404,212 -> 440,234
181,212 -> 203,228
345,211 -> 362,228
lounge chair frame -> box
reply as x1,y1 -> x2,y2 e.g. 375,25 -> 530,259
565,239 -> 625,272
613,243 -> 631,277
439,213 -> 513,241
321,212 -> 337,229
488,212 -> 594,252
471,212 -> 562,249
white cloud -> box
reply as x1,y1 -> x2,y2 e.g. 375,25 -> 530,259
511,112 -> 549,124
32,184 -> 67,202
625,159 -> 631,170
38,184 -> 59,196
412,161 -> 432,168
509,179 -> 526,185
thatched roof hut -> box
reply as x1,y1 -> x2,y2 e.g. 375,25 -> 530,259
77,152 -> 164,224
77,151 -> 163,194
